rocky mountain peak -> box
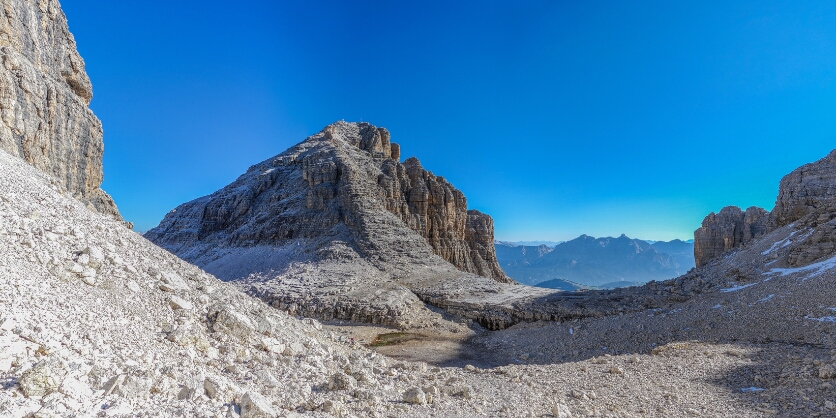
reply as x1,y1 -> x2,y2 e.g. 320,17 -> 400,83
147,121 -> 513,326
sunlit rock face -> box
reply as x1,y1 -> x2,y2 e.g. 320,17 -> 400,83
0,0 -> 122,220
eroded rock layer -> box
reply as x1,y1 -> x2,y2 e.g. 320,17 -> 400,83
0,0 -> 121,220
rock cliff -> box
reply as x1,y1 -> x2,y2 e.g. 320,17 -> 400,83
773,149 -> 836,228
147,121 -> 517,327
0,0 -> 121,220
693,206 -> 769,267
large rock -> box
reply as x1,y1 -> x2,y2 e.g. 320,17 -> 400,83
694,206 -> 769,267
0,0 -> 122,221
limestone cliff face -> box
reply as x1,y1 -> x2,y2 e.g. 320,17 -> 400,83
773,149 -> 836,267
147,121 -> 510,283
0,0 -> 121,220
694,206 -> 769,267
694,149 -> 836,267
377,154 -> 510,282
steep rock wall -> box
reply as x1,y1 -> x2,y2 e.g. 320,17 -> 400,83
773,149 -> 836,228
148,121 -> 509,283
694,206 -> 769,267
0,0 -> 121,220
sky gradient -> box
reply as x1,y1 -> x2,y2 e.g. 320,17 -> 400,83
61,1 -> 836,240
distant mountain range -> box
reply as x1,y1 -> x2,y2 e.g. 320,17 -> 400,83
534,278 -> 645,291
495,240 -> 564,247
495,235 -> 695,287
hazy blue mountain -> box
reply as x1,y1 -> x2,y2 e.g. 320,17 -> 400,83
648,239 -> 696,271
598,280 -> 644,289
495,240 -> 564,247
495,235 -> 695,287
494,243 -> 554,270
533,278 -> 591,291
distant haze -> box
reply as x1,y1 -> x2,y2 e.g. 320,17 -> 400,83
495,240 -> 565,248
496,235 -> 695,287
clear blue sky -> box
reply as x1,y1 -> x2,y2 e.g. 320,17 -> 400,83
62,1 -> 836,240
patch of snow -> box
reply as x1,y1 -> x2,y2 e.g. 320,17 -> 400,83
721,282 -> 758,293
763,254 -> 836,280
760,229 -> 814,255
762,237 -> 791,256
740,387 -> 765,393
756,294 -> 775,304
805,316 -> 836,323
712,304 -> 722,309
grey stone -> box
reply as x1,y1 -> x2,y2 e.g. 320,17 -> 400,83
239,391 -> 276,418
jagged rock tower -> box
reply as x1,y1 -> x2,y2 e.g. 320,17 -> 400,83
0,0 -> 122,221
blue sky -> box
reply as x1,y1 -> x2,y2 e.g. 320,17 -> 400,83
62,1 -> 836,240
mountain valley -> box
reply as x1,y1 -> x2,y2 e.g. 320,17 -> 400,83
2,1 -> 836,417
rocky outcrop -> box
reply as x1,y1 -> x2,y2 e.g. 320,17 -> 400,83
693,206 -> 769,267
150,121 -> 506,282
465,210 -> 507,280
772,149 -> 836,267
378,154 -> 510,282
147,121 -> 515,327
695,149 -> 836,267
0,0 -> 122,221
